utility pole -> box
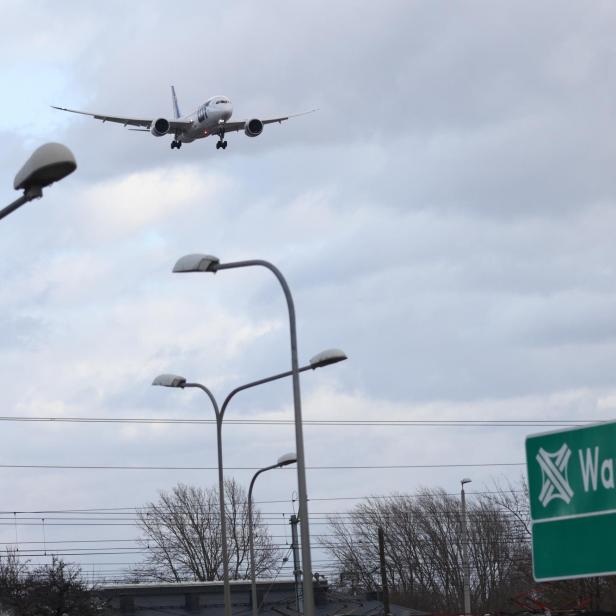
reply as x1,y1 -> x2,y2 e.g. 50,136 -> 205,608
378,527 -> 391,616
290,515 -> 302,614
460,478 -> 472,616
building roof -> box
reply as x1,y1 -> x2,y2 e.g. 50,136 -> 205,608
98,580 -> 427,616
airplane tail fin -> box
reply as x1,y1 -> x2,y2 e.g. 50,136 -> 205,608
171,85 -> 181,119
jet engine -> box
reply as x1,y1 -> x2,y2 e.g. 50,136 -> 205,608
244,118 -> 264,137
150,118 -> 170,137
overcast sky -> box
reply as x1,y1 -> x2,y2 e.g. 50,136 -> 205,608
0,0 -> 615,582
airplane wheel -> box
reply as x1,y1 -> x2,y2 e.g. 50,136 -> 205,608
216,141 -> 221,149
177,142 -> 182,149
170,141 -> 176,149
222,141 -> 228,149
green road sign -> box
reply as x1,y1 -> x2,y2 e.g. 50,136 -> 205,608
526,420 -> 616,581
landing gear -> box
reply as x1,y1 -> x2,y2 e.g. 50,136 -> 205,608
170,140 -> 182,149
216,133 -> 227,150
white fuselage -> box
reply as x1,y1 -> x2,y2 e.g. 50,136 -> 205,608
178,95 -> 233,143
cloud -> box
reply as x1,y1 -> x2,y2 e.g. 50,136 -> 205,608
1,0 -> 616,578
79,166 -> 230,238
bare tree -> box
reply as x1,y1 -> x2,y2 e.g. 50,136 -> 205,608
134,479 -> 279,582
323,486 -> 531,613
486,475 -> 531,539
0,549 -> 27,612
0,552 -> 105,615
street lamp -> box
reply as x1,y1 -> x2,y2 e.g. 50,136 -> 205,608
1,143 -> 76,221
248,453 -> 297,616
460,478 -> 472,616
153,349 -> 346,616
172,252 -> 335,616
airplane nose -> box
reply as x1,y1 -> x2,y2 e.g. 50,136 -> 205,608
224,104 -> 233,120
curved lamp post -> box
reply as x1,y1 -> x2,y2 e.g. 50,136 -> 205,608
1,143 -> 77,221
248,453 -> 297,616
460,477 -> 472,616
172,253 -> 337,616
153,348 -> 346,616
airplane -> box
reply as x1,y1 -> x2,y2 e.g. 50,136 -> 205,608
52,86 -> 315,150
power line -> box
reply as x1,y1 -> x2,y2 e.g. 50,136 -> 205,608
0,462 -> 524,470
0,508 -> 529,519
0,415 -> 595,427
0,489 -> 525,514
0,536 -> 531,555
0,516 -> 528,528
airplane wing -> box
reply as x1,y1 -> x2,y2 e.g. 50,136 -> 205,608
220,109 -> 317,134
51,106 -> 192,131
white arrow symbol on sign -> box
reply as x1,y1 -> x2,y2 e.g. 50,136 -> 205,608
537,443 -> 574,507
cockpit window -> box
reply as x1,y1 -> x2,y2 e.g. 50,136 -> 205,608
216,99 -> 229,104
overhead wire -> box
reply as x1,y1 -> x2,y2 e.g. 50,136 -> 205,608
0,462 -> 524,470
0,488 -> 526,516
0,415 -> 596,427
0,470 -> 530,580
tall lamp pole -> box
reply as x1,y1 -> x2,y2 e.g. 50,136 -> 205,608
153,349 -> 346,616
172,253 -> 328,616
460,478 -> 472,616
1,143 -> 76,222
248,453 -> 297,616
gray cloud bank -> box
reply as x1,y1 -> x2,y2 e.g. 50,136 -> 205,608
0,0 -> 615,577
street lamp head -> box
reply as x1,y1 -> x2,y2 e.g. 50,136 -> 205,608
461,478 -> 472,486
14,143 -> 77,191
277,452 -> 297,467
173,254 -> 220,273
152,373 -> 187,388
309,348 -> 347,369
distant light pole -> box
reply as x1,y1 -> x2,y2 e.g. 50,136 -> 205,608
1,143 -> 76,221
153,349 -> 346,616
172,253 -> 334,616
248,453 -> 297,616
460,478 -> 472,616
